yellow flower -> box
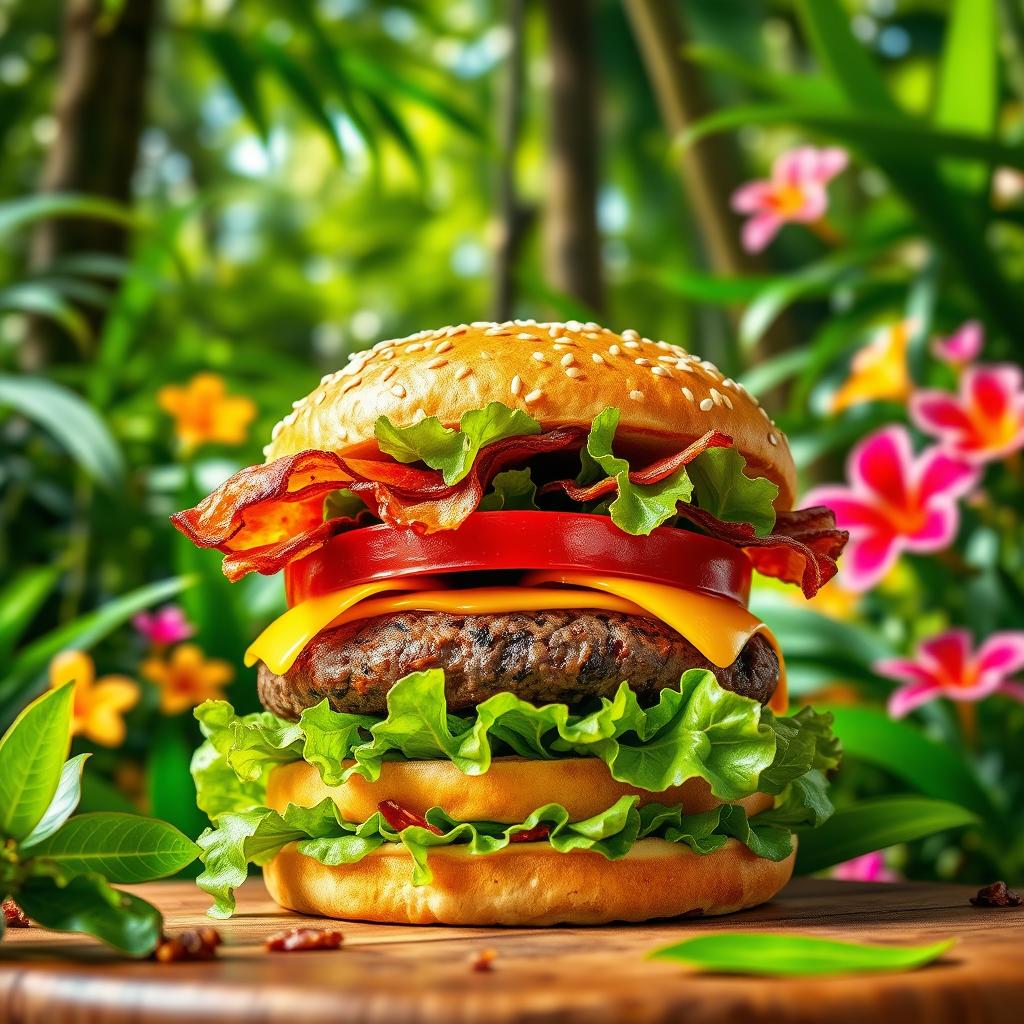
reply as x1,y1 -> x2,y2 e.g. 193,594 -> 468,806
141,643 -> 234,715
157,373 -> 257,454
49,651 -> 140,748
806,581 -> 860,621
830,320 -> 912,413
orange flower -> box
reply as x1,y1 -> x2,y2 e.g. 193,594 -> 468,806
141,643 -> 234,715
157,373 -> 257,454
805,580 -> 860,621
830,321 -> 912,413
49,651 -> 140,747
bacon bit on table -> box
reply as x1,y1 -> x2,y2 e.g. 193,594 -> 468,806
153,927 -> 223,962
378,799 -> 443,835
470,948 -> 498,972
2,898 -> 29,928
265,927 -> 344,952
508,824 -> 551,843
970,881 -> 1023,907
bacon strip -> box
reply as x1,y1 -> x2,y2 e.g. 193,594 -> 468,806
673,504 -> 848,598
538,430 -> 732,502
171,427 -> 589,580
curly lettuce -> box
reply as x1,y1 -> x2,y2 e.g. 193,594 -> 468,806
197,792 -> 808,918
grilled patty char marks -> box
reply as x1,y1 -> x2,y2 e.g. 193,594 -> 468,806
256,609 -> 779,719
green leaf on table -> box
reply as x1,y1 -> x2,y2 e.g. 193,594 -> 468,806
581,408 -> 694,535
20,753 -> 91,850
17,872 -> 162,956
795,797 -> 978,875
375,402 -> 541,485
687,448 -> 778,536
827,706 -> 997,820
24,812 -> 199,883
650,933 -> 955,976
0,683 -> 75,841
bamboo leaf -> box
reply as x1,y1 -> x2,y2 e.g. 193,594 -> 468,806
795,797 -> 978,875
0,683 -> 75,841
650,933 -> 955,976
0,193 -> 135,240
196,28 -> 269,144
0,284 -> 91,348
0,566 -> 62,664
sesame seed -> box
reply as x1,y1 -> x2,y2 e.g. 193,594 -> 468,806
262,444 -> 273,456
565,367 -> 584,379
315,391 -> 327,405
341,376 -> 362,394
271,421 -> 284,439
553,340 -> 577,349
591,353 -> 606,365
456,367 -> 473,381
768,433 -> 778,446
426,357 -> 448,369
622,328 -> 640,341
434,339 -> 454,354
634,357 -> 651,366
485,327 -> 510,336
381,349 -> 395,360
470,321 -> 491,328
722,377 -> 736,389
381,365 -> 398,382
651,365 -> 670,378
283,411 -> 297,426
448,326 -> 467,337
560,353 -> 575,367
431,328 -> 448,339
721,393 -> 733,409
623,340 -> 640,349
320,373 -> 333,385
608,344 -> 621,356
524,388 -> 543,404
532,352 -> 548,363
710,388 -> 723,405
291,398 -> 304,409
510,375 -> 523,396
390,383 -> 407,398
759,406 -> 771,420
629,390 -> 644,402
548,324 -> 565,338
413,407 -> 427,422
676,362 -> 693,372
517,333 -> 534,340
699,398 -> 714,412
408,343 -> 426,353
584,332 -> 601,341
681,387 -> 694,401
658,355 -> 676,363
655,340 -> 671,351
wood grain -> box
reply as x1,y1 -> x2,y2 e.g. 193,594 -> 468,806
0,877 -> 1020,1023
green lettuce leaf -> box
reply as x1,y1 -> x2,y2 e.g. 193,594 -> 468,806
686,447 -> 779,536
581,408 -> 695,535
197,794 -> 797,917
194,671 -> 838,818
374,402 -> 541,485
478,468 -> 539,511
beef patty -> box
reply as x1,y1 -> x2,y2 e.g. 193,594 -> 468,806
257,609 -> 779,719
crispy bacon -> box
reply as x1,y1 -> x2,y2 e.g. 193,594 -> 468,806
377,800 -> 443,835
538,430 -> 733,502
171,427 -> 589,580
508,824 -> 551,843
673,504 -> 848,598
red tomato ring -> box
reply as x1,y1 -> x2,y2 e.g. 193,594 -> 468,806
285,511 -> 752,607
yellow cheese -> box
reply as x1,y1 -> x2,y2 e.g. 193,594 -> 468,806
247,573 -> 787,712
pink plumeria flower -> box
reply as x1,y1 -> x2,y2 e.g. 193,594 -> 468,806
832,851 -> 899,883
877,629 -> 1024,718
805,426 -> 979,592
931,321 -> 983,366
731,145 -> 848,252
911,364 -> 1024,465
133,605 -> 194,646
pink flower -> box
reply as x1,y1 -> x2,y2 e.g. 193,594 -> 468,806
832,851 -> 900,883
133,605 -> 194,647
805,426 -> 979,592
931,321 -> 983,366
731,146 -> 848,252
911,364 -> 1024,464
877,629 -> 1024,717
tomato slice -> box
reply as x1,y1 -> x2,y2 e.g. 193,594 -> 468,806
286,511 -> 752,607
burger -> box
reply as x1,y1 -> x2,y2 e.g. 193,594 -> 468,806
176,320 -> 847,926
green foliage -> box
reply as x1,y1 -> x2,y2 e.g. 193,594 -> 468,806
0,687 -> 197,955
649,934 -> 955,977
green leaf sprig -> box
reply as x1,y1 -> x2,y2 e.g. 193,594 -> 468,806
0,684 -> 199,955
649,932 -> 956,977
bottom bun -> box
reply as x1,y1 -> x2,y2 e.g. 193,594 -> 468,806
263,837 -> 796,926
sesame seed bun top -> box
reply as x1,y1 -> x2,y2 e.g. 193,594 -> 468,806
265,320 -> 798,509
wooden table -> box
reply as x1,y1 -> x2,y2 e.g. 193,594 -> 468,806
0,877 -> 1020,1023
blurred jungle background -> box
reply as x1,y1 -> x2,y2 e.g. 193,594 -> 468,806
2,0 -> 1023,886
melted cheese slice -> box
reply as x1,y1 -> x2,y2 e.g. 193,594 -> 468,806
247,574 -> 787,712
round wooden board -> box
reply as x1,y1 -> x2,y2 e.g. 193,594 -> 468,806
0,877 -> 1020,1023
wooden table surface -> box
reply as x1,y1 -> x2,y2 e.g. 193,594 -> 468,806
0,877 -> 1021,1023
